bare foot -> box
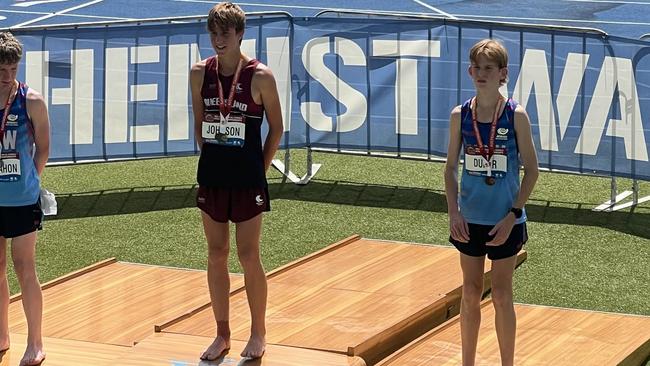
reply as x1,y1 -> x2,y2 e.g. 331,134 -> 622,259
0,336 -> 9,352
241,335 -> 265,359
19,345 -> 45,366
200,335 -> 231,361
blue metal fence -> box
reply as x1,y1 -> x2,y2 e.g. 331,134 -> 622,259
7,12 -> 650,180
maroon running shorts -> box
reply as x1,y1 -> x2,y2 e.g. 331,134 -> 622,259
197,185 -> 270,223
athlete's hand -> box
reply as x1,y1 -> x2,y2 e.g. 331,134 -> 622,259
486,214 -> 516,246
449,211 -> 470,243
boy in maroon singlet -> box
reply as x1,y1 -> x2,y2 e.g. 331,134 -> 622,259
190,2 -> 283,361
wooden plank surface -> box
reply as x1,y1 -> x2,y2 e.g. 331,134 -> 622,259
153,235 -> 363,332
161,238 -> 526,363
9,258 -> 117,304
0,333 -> 128,366
378,300 -> 650,366
9,261 -> 244,346
113,332 -> 367,366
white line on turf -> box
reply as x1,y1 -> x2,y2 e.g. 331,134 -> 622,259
411,0 -> 458,19
13,0 -> 104,28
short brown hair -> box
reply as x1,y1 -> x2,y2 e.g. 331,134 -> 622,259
0,32 -> 23,64
207,2 -> 245,34
470,39 -> 508,84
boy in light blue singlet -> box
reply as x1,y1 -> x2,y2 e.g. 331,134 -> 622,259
0,32 -> 50,366
444,39 -> 539,366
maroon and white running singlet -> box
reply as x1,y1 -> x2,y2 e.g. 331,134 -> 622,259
197,56 -> 266,188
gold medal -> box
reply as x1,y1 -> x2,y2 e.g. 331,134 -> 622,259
219,113 -> 229,125
212,56 -> 244,141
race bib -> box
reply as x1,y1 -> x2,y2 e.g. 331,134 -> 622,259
464,151 -> 507,178
202,113 -> 246,147
0,158 -> 21,182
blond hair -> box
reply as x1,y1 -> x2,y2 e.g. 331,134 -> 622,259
207,2 -> 245,35
0,32 -> 22,64
469,39 -> 508,85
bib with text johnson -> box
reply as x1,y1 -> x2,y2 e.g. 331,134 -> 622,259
202,111 -> 246,148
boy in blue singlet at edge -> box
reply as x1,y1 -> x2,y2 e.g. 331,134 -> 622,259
0,32 -> 50,366
444,39 -> 539,366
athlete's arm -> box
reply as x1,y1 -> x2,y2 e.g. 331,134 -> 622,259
252,64 -> 283,173
487,105 -> 538,245
26,88 -> 49,176
190,61 -> 206,150
511,105 -> 539,209
445,106 -> 469,243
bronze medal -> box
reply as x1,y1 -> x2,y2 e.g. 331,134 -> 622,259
471,96 -> 503,184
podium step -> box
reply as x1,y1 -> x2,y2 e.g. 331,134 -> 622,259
113,332 -> 367,366
159,236 -> 526,365
9,259 -> 243,346
378,300 -> 650,366
0,333 -> 128,366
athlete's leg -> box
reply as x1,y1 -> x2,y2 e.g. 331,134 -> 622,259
0,237 -> 9,352
235,213 -> 266,358
460,253 -> 486,366
491,254 -> 518,366
200,212 -> 232,361
11,232 -> 45,365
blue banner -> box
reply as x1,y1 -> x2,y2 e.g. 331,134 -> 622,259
12,15 -> 650,180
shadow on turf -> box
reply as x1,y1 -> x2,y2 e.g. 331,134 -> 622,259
50,178 -> 650,238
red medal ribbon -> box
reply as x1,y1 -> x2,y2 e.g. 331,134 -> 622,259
215,55 -> 244,124
0,81 -> 18,149
471,96 -> 504,175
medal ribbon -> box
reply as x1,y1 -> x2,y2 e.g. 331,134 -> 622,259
215,55 -> 244,124
0,81 -> 18,159
0,81 -> 18,148
471,96 -> 503,176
